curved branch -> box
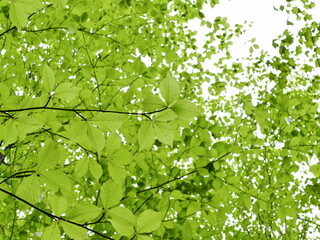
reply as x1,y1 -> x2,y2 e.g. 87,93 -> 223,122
0,106 -> 168,118
135,170 -> 197,195
0,171 -> 35,185
0,188 -> 114,239
0,4 -> 53,38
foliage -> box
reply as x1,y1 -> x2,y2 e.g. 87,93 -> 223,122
0,0 -> 320,239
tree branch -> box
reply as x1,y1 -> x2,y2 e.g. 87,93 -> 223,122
0,4 -> 53,38
0,188 -> 114,239
0,106 -> 168,118
0,171 -> 35,185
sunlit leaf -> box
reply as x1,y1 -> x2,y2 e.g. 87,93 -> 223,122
160,73 -> 180,106
142,94 -> 166,111
138,122 -> 155,150
68,203 -> 102,223
41,64 -> 56,92
153,121 -> 173,146
100,179 -> 123,208
42,221 -> 60,240
60,222 -> 88,240
16,174 -> 40,204
137,209 -> 162,233
108,207 -> 136,237
171,99 -> 198,120
89,158 -> 103,180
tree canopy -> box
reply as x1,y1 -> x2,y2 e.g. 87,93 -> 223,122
0,0 -> 320,239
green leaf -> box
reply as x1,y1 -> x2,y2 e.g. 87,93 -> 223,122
182,221 -> 193,240
153,121 -> 173,146
153,109 -> 178,121
74,158 -> 90,178
89,113 -> 126,132
37,139 -> 63,171
60,222 -> 88,240
142,94 -> 166,111
52,0 -> 67,9
160,73 -> 180,106
39,170 -> 72,199
111,148 -> 132,165
67,122 -> 105,153
0,184 -> 11,201
108,206 -> 136,237
137,209 -> 162,233
54,83 -> 80,101
3,119 -> 17,145
138,122 -> 155,150
50,190 -> 68,216
16,174 -> 40,204
100,179 -> 123,208
310,163 -> 320,178
41,64 -> 56,92
68,203 -> 102,223
171,99 -> 197,120
105,134 -> 121,156
9,1 -> 28,29
89,158 -> 103,180
138,236 -> 153,240
42,221 -> 60,240
108,160 -> 126,185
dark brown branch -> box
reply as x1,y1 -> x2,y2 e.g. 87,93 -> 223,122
0,4 -> 53,38
134,193 -> 156,214
0,171 -> 35,185
0,106 -> 168,118
136,170 -> 197,195
0,187 -> 114,239
125,150 -> 231,198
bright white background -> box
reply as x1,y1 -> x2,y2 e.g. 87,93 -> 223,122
188,0 -> 320,238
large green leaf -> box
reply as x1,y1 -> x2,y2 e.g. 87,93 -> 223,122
41,64 -> 56,92
105,134 -> 121,156
108,160 -> 126,186
137,209 -> 162,233
54,83 -> 80,101
50,190 -> 68,216
89,158 -> 103,181
108,207 -> 136,237
89,113 -> 126,132
160,73 -> 180,106
9,1 -> 27,29
39,170 -> 73,200
310,163 -> 320,178
37,139 -> 65,171
52,0 -> 67,9
153,108 -> 178,122
16,174 -> 40,204
66,121 -> 105,153
138,121 -> 155,150
68,203 -> 102,223
100,179 -> 123,208
142,94 -> 166,111
74,158 -> 90,178
171,99 -> 198,120
60,222 -> 88,240
42,222 -> 61,240
3,119 -> 17,145
153,121 -> 174,146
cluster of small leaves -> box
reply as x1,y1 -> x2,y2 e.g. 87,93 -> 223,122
0,0 -> 320,239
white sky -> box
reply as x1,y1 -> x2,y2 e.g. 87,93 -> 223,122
188,1 -> 320,238
189,0 -> 320,59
